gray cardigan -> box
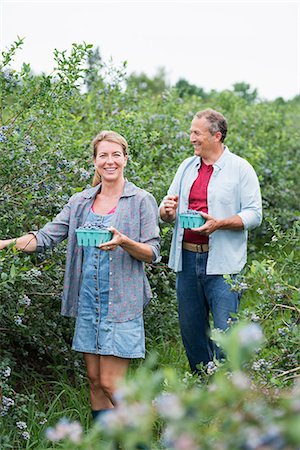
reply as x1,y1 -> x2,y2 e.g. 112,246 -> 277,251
33,181 -> 160,321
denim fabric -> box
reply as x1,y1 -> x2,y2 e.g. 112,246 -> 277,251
160,147 -> 262,273
33,181 -> 160,319
176,249 -> 240,372
72,210 -> 145,358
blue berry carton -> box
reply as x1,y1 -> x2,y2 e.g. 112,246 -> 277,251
179,210 -> 206,228
75,227 -> 112,247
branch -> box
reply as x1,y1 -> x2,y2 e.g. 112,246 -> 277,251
274,366 -> 300,379
283,374 -> 300,382
276,303 -> 300,315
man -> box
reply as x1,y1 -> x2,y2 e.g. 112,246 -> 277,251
160,109 -> 262,373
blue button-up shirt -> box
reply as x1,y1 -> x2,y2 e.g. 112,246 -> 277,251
33,181 -> 160,321
162,147 -> 262,274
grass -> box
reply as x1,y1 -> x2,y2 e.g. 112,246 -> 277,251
1,372 -> 91,449
0,337 -> 190,449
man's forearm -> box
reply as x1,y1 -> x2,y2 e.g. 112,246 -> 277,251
216,214 -> 244,230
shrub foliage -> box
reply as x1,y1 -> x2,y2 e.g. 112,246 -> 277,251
0,40 -> 299,448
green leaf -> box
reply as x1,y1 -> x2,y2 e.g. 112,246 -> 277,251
10,264 -> 16,279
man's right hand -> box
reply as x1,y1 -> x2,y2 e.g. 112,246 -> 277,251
160,194 -> 179,222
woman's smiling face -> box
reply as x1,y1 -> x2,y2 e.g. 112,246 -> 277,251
94,140 -> 128,183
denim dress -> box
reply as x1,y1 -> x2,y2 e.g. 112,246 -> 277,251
72,209 -> 145,358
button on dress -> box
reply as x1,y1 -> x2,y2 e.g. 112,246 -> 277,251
72,209 -> 145,358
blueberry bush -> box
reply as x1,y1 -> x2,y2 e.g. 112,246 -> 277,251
0,40 -> 299,448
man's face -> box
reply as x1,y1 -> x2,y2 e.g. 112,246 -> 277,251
189,117 -> 215,157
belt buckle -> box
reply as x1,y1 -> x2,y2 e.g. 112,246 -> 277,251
196,244 -> 203,253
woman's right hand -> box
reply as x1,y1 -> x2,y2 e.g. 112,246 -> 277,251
0,239 -> 14,250
0,235 -> 37,252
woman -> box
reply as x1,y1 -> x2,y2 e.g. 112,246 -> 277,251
0,130 -> 160,420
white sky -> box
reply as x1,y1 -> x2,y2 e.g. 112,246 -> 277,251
1,0 -> 299,100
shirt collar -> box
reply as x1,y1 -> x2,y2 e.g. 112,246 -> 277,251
82,184 -> 101,199
82,180 -> 138,199
212,146 -> 230,170
197,147 -> 230,170
121,180 -> 139,197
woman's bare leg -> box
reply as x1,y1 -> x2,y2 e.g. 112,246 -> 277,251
84,353 -> 130,410
99,355 -> 130,405
84,353 -> 113,410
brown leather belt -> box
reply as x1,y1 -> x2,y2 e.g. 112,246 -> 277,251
183,242 -> 209,253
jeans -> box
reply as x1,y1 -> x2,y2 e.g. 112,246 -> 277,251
176,249 -> 240,373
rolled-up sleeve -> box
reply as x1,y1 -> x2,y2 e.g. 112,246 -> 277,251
34,198 -> 72,252
237,161 -> 262,230
140,193 -> 161,263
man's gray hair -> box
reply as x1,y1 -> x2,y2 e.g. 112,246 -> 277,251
195,109 -> 227,142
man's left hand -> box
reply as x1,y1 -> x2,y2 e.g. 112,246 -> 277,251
190,212 -> 220,236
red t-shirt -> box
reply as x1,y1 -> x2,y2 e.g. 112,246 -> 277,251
183,161 -> 213,244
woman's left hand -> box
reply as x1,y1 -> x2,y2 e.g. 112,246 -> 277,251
98,227 -> 125,251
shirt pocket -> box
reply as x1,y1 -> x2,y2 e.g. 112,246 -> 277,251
215,182 -> 237,205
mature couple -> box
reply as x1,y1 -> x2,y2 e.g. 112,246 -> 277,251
0,109 -> 262,420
